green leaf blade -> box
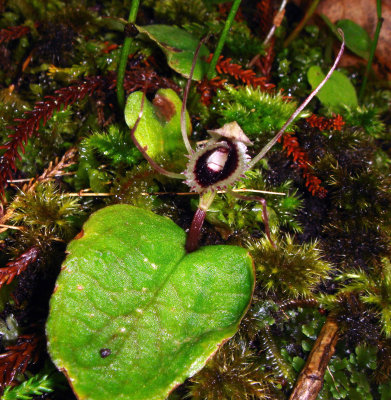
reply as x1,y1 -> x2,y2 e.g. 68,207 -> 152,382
137,25 -> 209,80
307,65 -> 358,112
124,89 -> 191,166
47,205 -> 254,400
321,15 -> 372,60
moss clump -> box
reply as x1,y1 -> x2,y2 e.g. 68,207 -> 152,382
248,234 -> 332,298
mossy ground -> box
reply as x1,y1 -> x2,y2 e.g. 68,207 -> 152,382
0,1 -> 390,399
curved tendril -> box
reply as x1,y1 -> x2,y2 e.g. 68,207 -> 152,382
130,91 -> 184,179
249,29 -> 345,169
181,35 -> 210,156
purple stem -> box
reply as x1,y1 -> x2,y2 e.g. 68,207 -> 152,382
185,208 -> 207,253
231,191 -> 276,248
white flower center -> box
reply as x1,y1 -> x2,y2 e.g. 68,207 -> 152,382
206,147 -> 229,172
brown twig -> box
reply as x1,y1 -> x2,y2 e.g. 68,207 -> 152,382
289,317 -> 339,400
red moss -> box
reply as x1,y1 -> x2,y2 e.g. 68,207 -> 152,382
0,62 -> 179,199
255,0 -> 274,37
213,54 -> 275,90
280,133 -> 327,198
0,334 -> 43,389
0,25 -> 30,45
0,247 -> 40,288
0,77 -> 105,200
306,114 -> 345,131
198,54 -> 275,105
197,76 -> 227,106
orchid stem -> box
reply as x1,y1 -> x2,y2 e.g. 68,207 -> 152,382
206,0 -> 242,79
186,191 -> 216,253
117,0 -> 140,110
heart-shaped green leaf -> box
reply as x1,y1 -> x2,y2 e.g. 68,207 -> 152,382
46,205 -> 254,400
307,65 -> 358,112
137,25 -> 210,80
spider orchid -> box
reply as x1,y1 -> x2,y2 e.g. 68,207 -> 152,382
128,30 -> 345,253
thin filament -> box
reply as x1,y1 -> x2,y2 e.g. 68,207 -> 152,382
249,29 -> 345,169
181,36 -> 210,155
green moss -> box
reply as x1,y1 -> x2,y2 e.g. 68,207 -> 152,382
10,182 -> 81,244
205,170 -> 302,236
248,234 -> 332,298
215,86 -> 298,148
188,339 -> 277,400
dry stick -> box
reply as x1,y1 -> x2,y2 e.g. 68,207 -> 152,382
289,317 -> 339,400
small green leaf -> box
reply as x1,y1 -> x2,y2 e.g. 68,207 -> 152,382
137,25 -> 209,80
336,20 -> 371,60
321,15 -> 371,60
87,169 -> 109,193
292,356 -> 305,372
307,65 -> 358,111
354,344 -> 377,370
302,322 -> 317,340
301,340 -> 312,352
47,205 -> 254,400
124,89 -> 191,165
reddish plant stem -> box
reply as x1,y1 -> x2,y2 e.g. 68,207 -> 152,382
185,208 -> 206,253
231,191 -> 276,248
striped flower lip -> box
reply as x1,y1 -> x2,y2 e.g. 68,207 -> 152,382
184,122 -> 251,193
